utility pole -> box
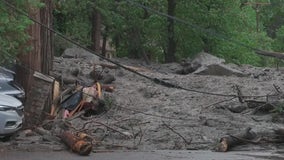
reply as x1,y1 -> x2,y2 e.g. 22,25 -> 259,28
244,2 -> 270,32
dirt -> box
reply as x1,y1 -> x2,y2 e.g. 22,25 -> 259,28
2,51 -> 284,153
86,57 -> 284,151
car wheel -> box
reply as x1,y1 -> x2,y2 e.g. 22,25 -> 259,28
0,135 -> 12,142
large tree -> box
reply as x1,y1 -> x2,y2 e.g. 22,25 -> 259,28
53,0 -> 278,66
165,0 -> 177,62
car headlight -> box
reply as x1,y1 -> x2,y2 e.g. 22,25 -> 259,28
16,93 -> 25,99
0,105 -> 14,111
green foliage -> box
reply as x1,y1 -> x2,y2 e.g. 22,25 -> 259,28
272,26 -> 284,52
52,0 -> 283,66
0,0 -> 42,65
53,0 -> 93,48
2,0 -> 284,66
271,103 -> 284,114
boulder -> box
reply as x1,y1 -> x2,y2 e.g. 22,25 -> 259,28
193,64 -> 248,77
191,52 -> 225,67
184,52 -> 248,77
176,52 -> 226,75
62,48 -> 99,59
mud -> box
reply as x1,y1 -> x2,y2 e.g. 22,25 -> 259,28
2,52 -> 284,153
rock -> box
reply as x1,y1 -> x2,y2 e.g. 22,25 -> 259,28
191,52 -> 248,77
62,48 -> 99,59
23,129 -> 36,137
42,135 -> 60,143
193,64 -> 248,77
139,88 -> 153,98
160,63 -> 183,74
191,52 -> 225,67
116,69 -> 125,77
35,127 -> 51,136
176,52 -> 226,75
69,67 -> 80,77
101,74 -> 115,84
252,70 -> 267,79
228,104 -> 247,113
62,75 -> 77,84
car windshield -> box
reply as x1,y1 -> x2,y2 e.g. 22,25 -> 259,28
0,67 -> 14,82
0,82 -> 20,93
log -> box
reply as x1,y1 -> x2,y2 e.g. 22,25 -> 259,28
50,81 -> 60,116
255,50 -> 284,60
101,84 -> 115,92
245,99 -> 275,114
60,131 -> 93,156
93,63 -> 150,72
215,128 -> 257,152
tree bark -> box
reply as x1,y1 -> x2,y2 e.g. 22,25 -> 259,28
102,27 -> 108,57
255,50 -> 284,60
91,8 -> 102,53
215,128 -> 257,152
40,0 -> 54,74
17,1 -> 53,91
165,0 -> 177,63
60,131 -> 93,156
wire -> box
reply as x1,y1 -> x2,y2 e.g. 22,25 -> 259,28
1,0 -> 274,98
2,1 -> 153,80
124,0 -> 265,54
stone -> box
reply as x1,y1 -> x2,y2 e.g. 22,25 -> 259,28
62,48 -> 99,59
62,74 -> 77,84
193,64 -> 248,77
227,104 -> 247,113
191,52 -> 225,67
23,129 -> 36,137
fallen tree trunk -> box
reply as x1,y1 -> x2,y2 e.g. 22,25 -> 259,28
60,131 -> 93,156
215,127 -> 257,152
216,128 -> 284,152
255,50 -> 284,60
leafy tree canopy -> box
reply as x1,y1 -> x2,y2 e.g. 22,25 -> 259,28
2,0 -> 284,66
0,0 -> 43,65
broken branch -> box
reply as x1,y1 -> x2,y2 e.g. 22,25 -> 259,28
215,127 -> 257,152
60,131 -> 93,156
162,121 -> 192,145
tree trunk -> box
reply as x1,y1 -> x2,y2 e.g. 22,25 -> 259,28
165,0 -> 177,63
127,27 -> 141,58
102,27 -> 108,57
16,1 -> 54,95
91,9 -> 102,53
40,0 -> 54,74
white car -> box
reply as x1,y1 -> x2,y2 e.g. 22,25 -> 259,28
0,66 -> 25,102
0,81 -> 25,102
0,94 -> 24,136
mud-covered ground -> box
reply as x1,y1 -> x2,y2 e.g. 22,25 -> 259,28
85,57 -> 284,151
1,49 -> 284,153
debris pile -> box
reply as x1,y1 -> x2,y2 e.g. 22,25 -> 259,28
45,62 -> 116,155
3,48 -> 284,155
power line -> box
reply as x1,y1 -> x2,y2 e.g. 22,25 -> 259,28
1,0 -> 152,81
124,0 -> 265,54
1,0 -> 274,99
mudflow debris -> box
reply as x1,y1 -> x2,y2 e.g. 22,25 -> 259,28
2,48 -> 284,156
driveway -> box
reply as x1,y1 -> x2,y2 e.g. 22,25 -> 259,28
1,150 -> 284,160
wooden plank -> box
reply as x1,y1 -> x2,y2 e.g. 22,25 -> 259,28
33,71 -> 54,83
50,80 -> 60,116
